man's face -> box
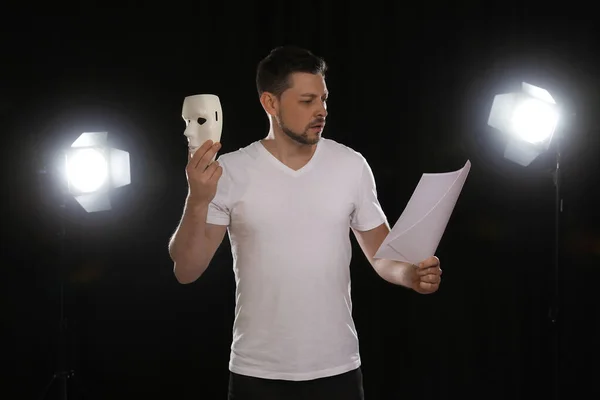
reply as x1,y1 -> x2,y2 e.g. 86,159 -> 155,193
275,72 -> 328,145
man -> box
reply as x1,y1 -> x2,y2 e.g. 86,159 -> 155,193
168,46 -> 442,399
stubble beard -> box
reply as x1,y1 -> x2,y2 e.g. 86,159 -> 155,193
277,111 -> 321,146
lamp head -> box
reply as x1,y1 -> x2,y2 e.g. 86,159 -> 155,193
488,82 -> 560,166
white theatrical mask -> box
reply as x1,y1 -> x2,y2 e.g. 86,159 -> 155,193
182,94 -> 223,156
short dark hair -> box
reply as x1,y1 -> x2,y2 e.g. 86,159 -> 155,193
256,45 -> 327,98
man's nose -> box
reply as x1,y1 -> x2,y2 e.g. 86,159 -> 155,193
316,104 -> 327,118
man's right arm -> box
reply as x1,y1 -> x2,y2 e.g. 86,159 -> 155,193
168,198 -> 228,284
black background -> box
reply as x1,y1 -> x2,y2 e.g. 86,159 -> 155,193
2,5 -> 599,400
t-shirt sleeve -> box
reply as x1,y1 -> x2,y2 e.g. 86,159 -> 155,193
350,156 -> 388,231
206,156 -> 232,226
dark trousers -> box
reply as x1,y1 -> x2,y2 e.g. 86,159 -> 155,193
227,367 -> 365,400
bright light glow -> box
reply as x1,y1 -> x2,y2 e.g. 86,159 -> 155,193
67,148 -> 108,193
511,98 -> 559,143
64,131 -> 131,213
487,82 -> 560,166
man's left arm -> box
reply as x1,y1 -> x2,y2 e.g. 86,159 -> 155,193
352,223 -> 442,294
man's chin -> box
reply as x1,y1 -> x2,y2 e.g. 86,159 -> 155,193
303,130 -> 322,144
285,130 -> 320,146
299,136 -> 320,146
305,132 -> 321,142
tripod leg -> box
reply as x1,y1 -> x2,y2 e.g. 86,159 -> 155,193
39,374 -> 57,400
39,371 -> 75,400
60,372 -> 68,400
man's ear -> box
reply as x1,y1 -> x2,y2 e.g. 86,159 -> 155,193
259,92 -> 279,117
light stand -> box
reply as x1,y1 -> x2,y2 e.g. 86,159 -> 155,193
36,131 -> 131,399
38,172 -> 76,400
487,81 -> 564,400
550,131 -> 562,400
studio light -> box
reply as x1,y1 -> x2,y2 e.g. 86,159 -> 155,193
488,81 -> 566,400
488,82 -> 561,166
64,131 -> 131,212
39,130 -> 132,399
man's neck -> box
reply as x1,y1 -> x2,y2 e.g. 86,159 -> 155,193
262,127 -> 317,165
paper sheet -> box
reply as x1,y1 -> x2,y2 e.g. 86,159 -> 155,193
374,160 -> 471,265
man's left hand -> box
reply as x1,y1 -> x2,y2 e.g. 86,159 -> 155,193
412,256 -> 442,294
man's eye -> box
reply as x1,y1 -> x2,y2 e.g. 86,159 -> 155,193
302,100 -> 312,104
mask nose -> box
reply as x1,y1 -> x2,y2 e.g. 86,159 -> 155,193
183,117 -> 207,136
183,123 -> 196,138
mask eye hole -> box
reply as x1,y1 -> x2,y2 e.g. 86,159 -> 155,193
197,117 -> 207,125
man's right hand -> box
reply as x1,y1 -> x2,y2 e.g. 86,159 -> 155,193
186,140 -> 223,206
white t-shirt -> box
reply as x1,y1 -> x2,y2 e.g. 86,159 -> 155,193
206,137 -> 388,381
